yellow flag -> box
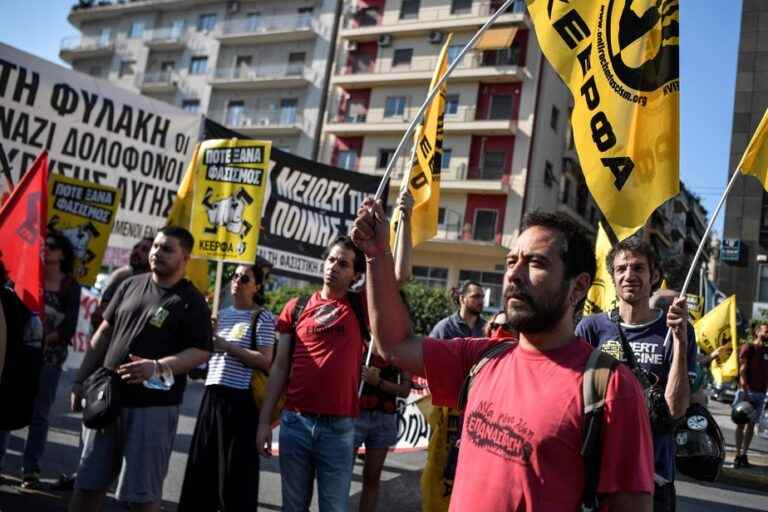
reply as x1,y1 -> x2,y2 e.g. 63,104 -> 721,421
526,0 -> 679,240
392,34 -> 452,248
584,222 -> 616,315
738,107 -> 768,189
420,405 -> 460,512
694,295 -> 739,383
166,144 -> 210,292
659,279 -> 669,290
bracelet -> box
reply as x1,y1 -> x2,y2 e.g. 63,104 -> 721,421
365,251 -> 392,264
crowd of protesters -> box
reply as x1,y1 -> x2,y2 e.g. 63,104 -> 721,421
0,191 -> 765,512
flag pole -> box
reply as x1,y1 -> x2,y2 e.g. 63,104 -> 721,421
212,259 -> 224,318
663,169 -> 741,346
373,0 -> 519,201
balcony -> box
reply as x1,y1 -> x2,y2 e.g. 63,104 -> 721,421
217,14 -> 316,45
59,35 -> 115,61
427,219 -> 507,256
136,71 -> 178,93
209,65 -> 316,90
340,0 -> 527,39
333,53 -> 527,87
144,27 -> 187,50
372,158 -> 512,193
209,109 -> 305,136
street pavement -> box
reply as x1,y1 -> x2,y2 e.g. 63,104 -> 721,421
1,351 -> 767,511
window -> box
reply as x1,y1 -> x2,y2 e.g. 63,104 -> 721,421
414,266 -> 449,288
119,60 -> 136,77
459,270 -> 503,309
473,209 -> 498,242
561,177 -> 571,205
480,151 -> 505,179
392,48 -> 413,67
280,98 -> 298,124
377,148 -> 395,169
550,105 -> 560,131
189,56 -> 208,75
226,100 -> 246,126
287,52 -> 306,75
447,44 -> 463,66
441,148 -> 452,170
438,207 -> 446,226
170,19 -> 185,38
337,150 -> 358,171
298,6 -> 315,14
235,56 -> 252,78
543,160 -> 555,187
356,6 -> 381,26
489,94 -> 513,119
445,94 -> 459,115
99,27 -> 111,46
384,96 -> 407,118
129,20 -> 145,38
346,98 -> 368,122
197,13 -> 217,32
576,183 -> 588,215
181,99 -> 200,113
246,12 -> 262,31
451,0 -> 473,14
160,60 -> 175,71
758,265 -> 768,302
400,0 -> 421,19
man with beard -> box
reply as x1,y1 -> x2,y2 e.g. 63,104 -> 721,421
351,202 -> 653,511
431,281 -> 487,339
733,322 -> 768,468
68,227 -> 212,512
576,238 -> 696,512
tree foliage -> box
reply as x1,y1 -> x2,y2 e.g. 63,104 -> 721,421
401,281 -> 455,336
265,285 -> 317,316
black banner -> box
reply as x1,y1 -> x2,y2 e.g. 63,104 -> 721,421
202,119 -> 386,282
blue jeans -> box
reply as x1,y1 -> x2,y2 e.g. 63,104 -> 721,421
0,364 -> 63,473
279,410 -> 355,512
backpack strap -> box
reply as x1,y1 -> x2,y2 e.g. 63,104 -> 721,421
457,341 -> 515,411
288,295 -> 310,358
346,291 -> 370,342
581,349 -> 618,512
249,307 -> 265,351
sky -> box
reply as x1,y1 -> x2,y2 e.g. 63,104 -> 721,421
0,1 -> 743,237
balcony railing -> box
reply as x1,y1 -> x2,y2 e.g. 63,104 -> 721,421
467,166 -> 510,181
337,51 -> 523,76
144,27 -> 186,45
342,0 -> 526,28
433,221 -> 503,245
60,35 -> 114,53
137,70 -> 177,87
209,109 -> 304,130
212,65 -> 315,82
220,13 -> 313,35
328,104 -> 515,125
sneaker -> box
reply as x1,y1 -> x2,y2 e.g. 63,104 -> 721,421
20,471 -> 40,489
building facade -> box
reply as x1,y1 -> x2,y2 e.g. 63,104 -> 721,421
61,0 -> 339,157
321,0 -> 599,308
720,0 -> 768,321
61,0 -> 600,309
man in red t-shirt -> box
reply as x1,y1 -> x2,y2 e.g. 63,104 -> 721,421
733,322 -> 768,468
352,200 -> 654,511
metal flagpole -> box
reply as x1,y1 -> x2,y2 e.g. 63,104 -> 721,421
663,169 -> 741,346
373,0 -> 519,201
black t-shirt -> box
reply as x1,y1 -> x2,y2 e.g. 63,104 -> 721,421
103,273 -> 212,407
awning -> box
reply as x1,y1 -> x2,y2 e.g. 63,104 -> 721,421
474,26 -> 519,51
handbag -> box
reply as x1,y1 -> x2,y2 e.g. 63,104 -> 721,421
82,366 -> 123,429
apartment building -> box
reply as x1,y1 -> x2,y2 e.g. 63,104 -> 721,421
321,0 -> 598,308
60,0 -> 339,157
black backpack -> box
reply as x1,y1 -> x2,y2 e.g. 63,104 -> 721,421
0,287 -> 43,431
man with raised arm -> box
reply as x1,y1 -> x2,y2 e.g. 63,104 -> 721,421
351,199 -> 654,511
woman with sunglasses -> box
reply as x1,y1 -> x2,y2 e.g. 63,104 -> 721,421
178,264 -> 275,511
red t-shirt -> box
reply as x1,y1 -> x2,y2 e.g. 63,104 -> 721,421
740,343 -> 768,393
423,336 -> 654,511
276,292 -> 366,417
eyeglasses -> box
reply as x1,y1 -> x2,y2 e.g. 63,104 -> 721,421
233,273 -> 251,284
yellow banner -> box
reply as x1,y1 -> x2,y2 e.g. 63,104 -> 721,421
190,139 -> 271,263
526,0 -> 679,240
686,293 -> 703,322
584,222 -> 616,315
694,295 -> 739,383
738,107 -> 768,190
420,405 -> 460,512
47,174 -> 120,286
392,35 -> 452,249
166,146 -> 210,292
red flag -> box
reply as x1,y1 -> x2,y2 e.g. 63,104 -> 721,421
0,152 -> 48,314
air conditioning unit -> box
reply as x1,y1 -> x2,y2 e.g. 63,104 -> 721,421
227,1 -> 240,14
346,40 -> 358,52
429,31 -> 444,44
378,34 -> 392,47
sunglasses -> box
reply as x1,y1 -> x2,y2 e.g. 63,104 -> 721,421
233,272 -> 252,284
45,241 -> 60,250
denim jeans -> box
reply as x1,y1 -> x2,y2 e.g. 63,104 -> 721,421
0,364 -> 63,473
279,410 -> 355,512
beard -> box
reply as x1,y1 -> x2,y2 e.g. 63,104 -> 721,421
504,281 -> 570,335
